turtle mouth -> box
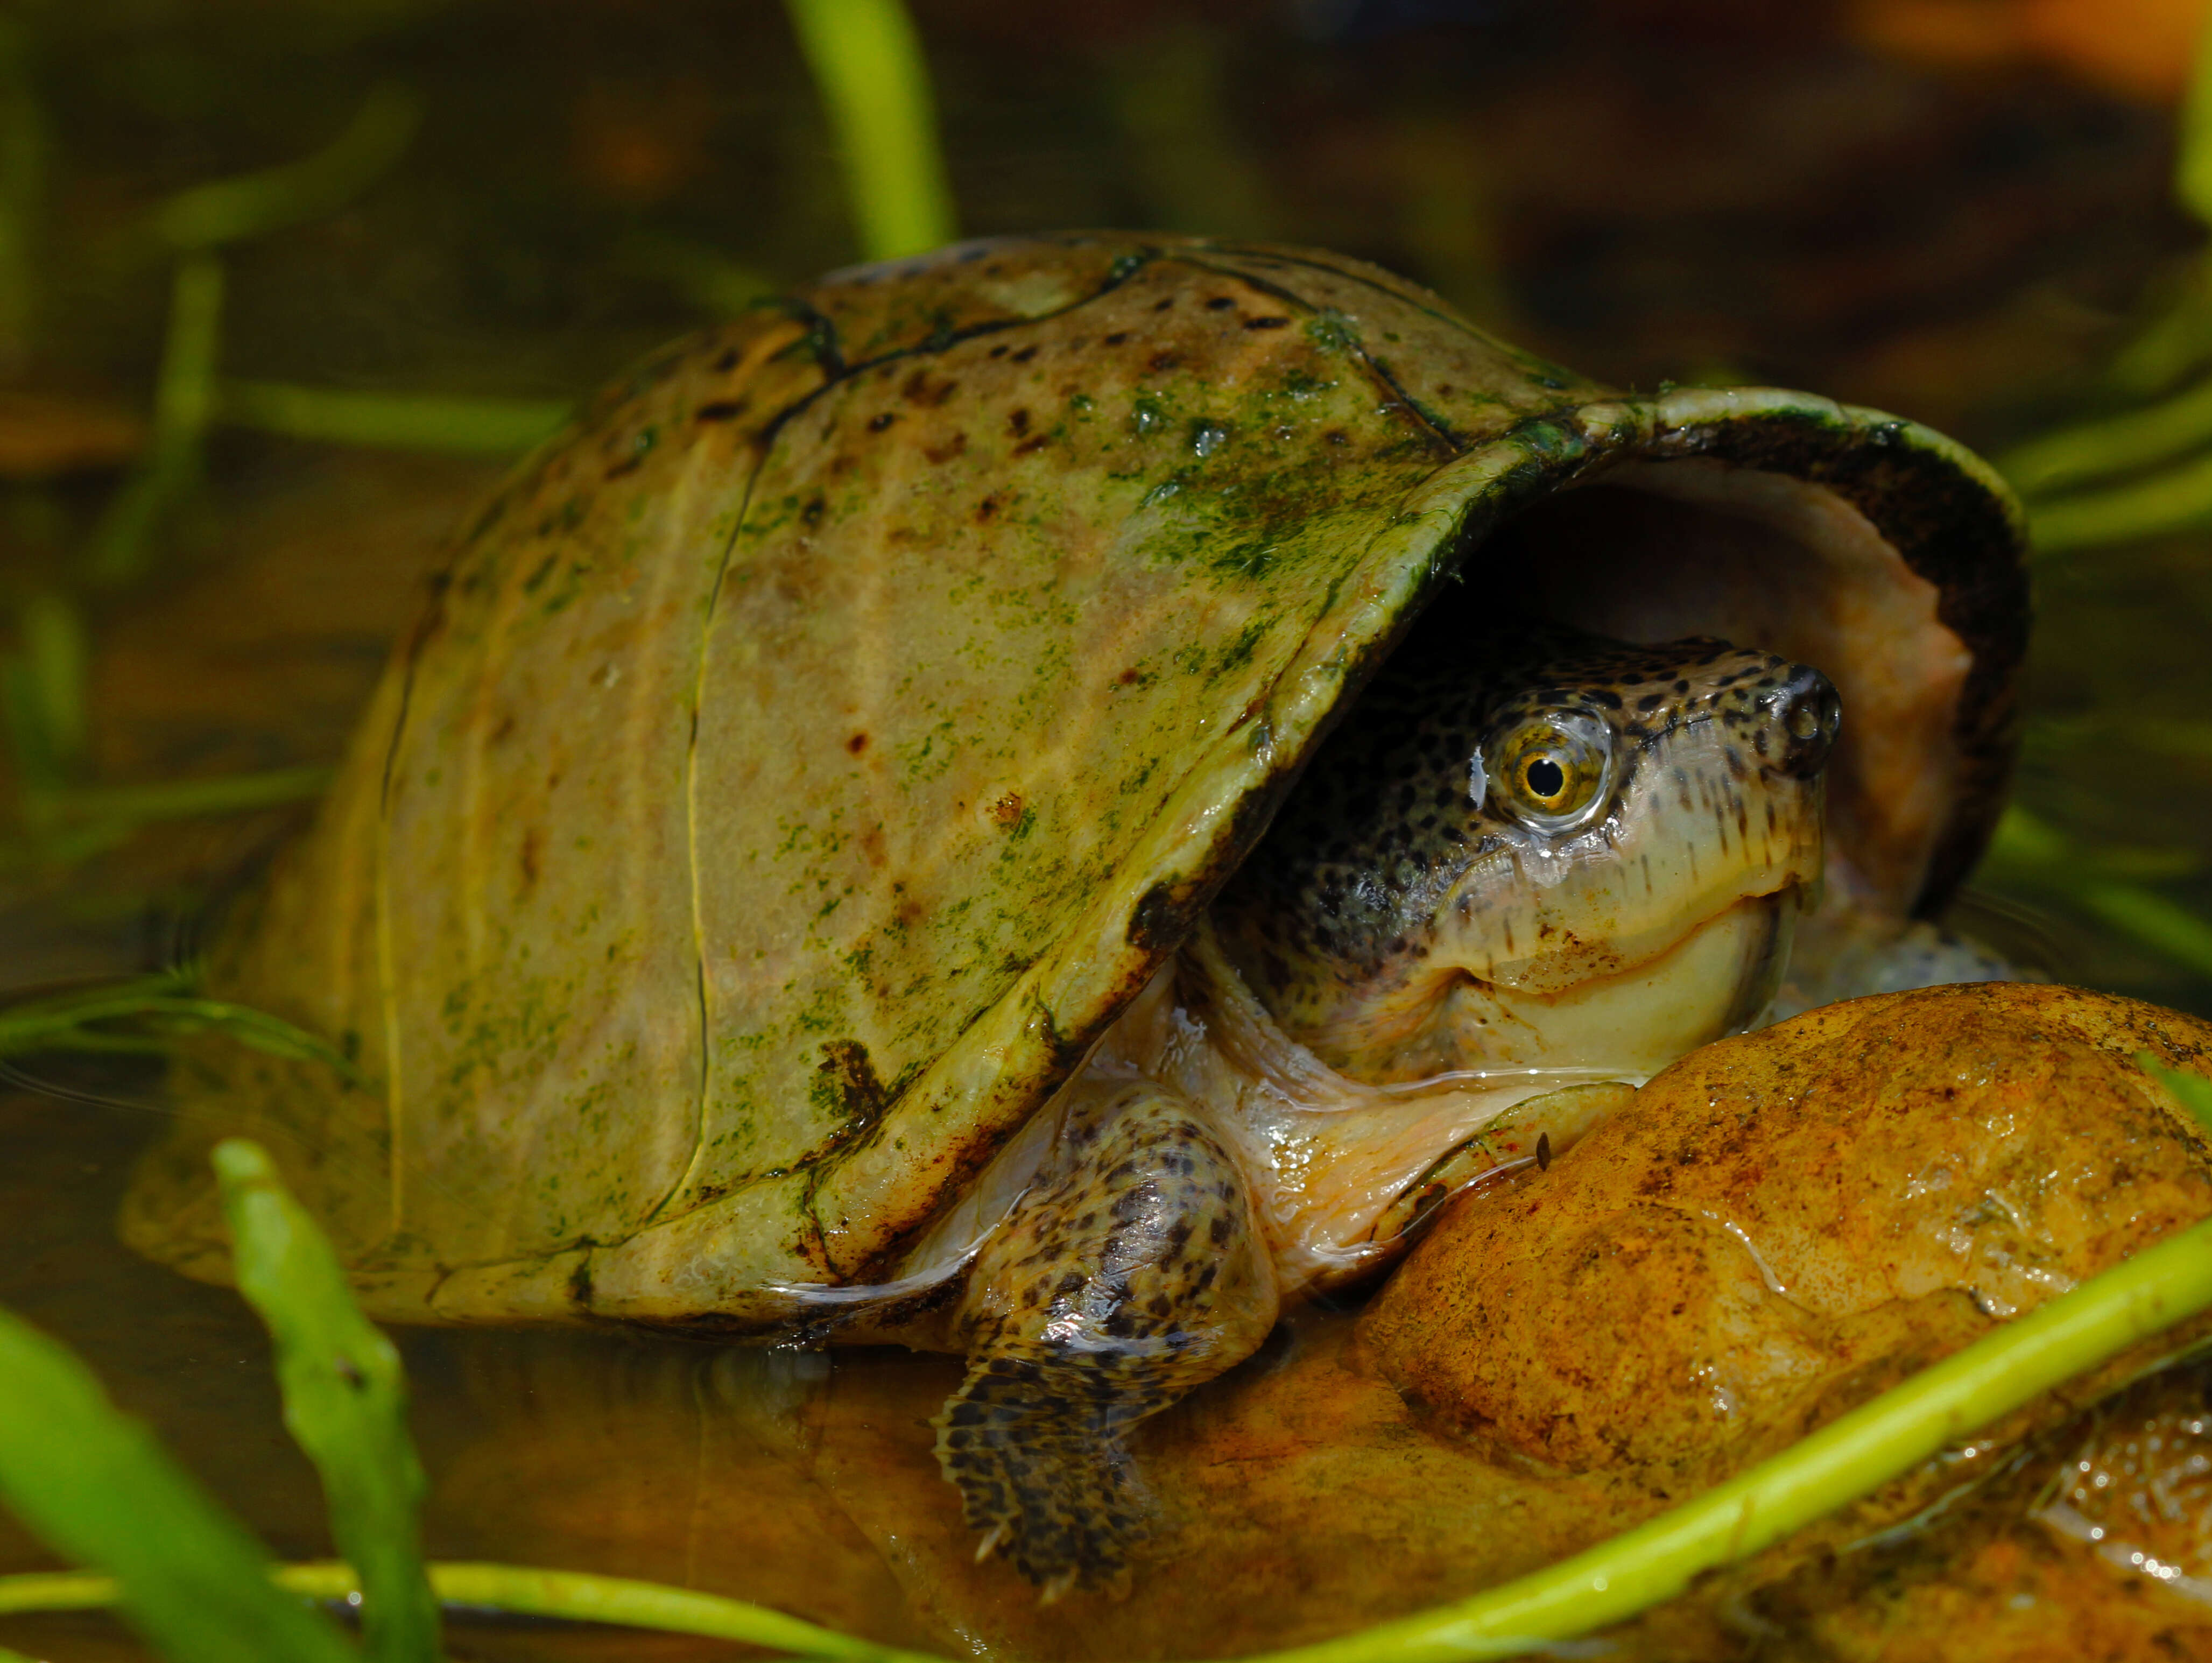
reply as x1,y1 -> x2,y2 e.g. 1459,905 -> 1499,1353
1301,886 -> 1804,1086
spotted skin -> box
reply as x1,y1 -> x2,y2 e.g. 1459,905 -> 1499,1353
934,1074 -> 1278,1591
1212,615 -> 1838,1068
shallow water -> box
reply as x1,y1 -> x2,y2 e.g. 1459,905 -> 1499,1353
10,4 -> 2212,1658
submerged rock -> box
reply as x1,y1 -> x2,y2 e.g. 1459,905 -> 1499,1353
1363,982 -> 2212,1490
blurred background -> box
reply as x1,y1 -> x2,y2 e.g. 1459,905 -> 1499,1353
5,0 -> 2212,1012
10,5 -> 2212,1654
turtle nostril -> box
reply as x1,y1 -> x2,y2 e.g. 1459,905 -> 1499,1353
1766,666 -> 1841,779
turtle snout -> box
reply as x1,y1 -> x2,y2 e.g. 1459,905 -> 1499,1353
1760,665 -> 1841,780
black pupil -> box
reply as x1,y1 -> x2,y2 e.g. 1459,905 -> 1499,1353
1525,756 -> 1566,799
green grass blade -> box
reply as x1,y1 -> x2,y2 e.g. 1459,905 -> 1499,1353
0,972 -> 360,1083
1999,373 -> 2212,499
2076,880 -> 2212,977
0,1308 -> 357,1663
2182,3 -> 2212,231
784,0 -> 956,262
58,762 -> 330,823
217,380 -> 568,455
2022,441 -> 2212,553
154,84 -> 419,252
2141,1054 -> 2212,1133
214,1141 -> 438,1663
87,253 -> 224,586
1983,805 -> 2212,976
16,591 -> 86,772
0,1561 -> 945,1659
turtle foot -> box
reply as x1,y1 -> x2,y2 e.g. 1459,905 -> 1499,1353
934,1350 -> 1152,1596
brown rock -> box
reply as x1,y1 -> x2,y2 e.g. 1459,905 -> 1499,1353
1362,982 -> 2212,1478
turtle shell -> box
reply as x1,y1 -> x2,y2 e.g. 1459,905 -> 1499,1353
123,234 -> 2029,1329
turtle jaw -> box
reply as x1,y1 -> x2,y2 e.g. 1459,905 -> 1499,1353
1292,884 -> 1805,1084
1457,885 -> 1801,1080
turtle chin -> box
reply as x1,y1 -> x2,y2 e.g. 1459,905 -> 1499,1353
1295,885 -> 1804,1084
1471,887 -> 1801,1079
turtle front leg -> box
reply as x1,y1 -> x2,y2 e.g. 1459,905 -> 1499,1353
935,1073 -> 1279,1596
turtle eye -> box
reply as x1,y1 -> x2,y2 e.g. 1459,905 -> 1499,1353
1492,712 -> 1613,830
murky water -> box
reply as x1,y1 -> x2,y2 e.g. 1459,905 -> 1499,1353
10,4 -> 2212,1658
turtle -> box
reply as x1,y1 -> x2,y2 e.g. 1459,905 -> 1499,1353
119,233 -> 2030,1592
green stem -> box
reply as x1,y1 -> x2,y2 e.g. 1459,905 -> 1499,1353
2000,374 -> 2212,500
0,1561 -> 941,1660
55,763 -> 330,823
2021,441 -> 2212,553
216,381 -> 568,456
784,0 -> 956,262
0,977 -> 358,1081
1982,805 -> 2212,975
2181,3 -> 2212,232
86,253 -> 225,586
154,83 -> 420,252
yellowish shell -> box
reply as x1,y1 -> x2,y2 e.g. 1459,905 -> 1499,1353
123,234 -> 2028,1327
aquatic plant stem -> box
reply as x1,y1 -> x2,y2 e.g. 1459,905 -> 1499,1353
0,1562 -> 942,1661
8,1214 -> 2212,1658
784,0 -> 956,261
217,381 -> 568,455
217,1142 -> 440,1663
86,253 -> 223,586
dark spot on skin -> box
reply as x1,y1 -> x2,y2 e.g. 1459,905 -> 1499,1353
1206,296 -> 1236,311
1117,667 -> 1142,685
518,827 -> 541,889
989,792 -> 1024,826
1104,332 -> 1131,346
846,732 -> 870,755
1011,345 -> 1039,364
976,491 -> 1006,524
489,712 -> 518,745
1009,408 -> 1031,436
800,495 -> 827,530
695,399 -> 745,422
1325,429 -> 1350,446
1153,297 -> 1175,312
1013,435 -> 1048,456
1243,316 -> 1290,330
713,347 -> 740,372
925,433 -> 968,464
988,343 -> 1009,358
603,454 -> 643,480
868,411 -> 898,432
1149,351 -> 1182,374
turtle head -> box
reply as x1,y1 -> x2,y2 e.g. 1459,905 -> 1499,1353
1209,619 -> 1838,1084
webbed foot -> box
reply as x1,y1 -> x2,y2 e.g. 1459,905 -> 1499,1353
935,1348 -> 1155,1595
934,1075 -> 1278,1594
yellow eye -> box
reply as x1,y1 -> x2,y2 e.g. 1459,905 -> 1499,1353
1492,712 -> 1613,829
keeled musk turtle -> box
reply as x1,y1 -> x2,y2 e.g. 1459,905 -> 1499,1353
121,234 -> 2028,1591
